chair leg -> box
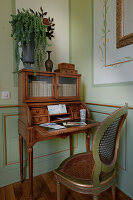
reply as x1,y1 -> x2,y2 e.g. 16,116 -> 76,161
57,181 -> 60,200
112,183 -> 116,200
93,195 -> 98,200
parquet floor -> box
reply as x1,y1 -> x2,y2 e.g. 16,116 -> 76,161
0,171 -> 132,200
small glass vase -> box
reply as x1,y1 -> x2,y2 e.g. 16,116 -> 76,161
45,51 -> 53,72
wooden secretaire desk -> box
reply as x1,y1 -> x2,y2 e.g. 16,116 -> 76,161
18,67 -> 99,200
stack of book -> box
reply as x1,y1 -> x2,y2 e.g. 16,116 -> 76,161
28,81 -> 52,97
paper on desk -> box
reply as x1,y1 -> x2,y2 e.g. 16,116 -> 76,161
47,104 -> 67,115
63,121 -> 87,127
39,123 -> 66,130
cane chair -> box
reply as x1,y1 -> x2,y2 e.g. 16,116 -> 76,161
54,104 -> 128,200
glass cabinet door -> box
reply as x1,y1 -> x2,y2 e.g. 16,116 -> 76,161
58,76 -> 77,97
27,74 -> 53,98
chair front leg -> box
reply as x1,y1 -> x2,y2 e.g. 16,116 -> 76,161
112,183 -> 116,200
57,181 -> 60,200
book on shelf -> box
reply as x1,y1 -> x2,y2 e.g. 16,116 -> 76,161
59,84 -> 76,96
47,83 -> 52,97
28,81 -> 52,97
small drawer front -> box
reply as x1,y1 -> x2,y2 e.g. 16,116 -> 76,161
72,106 -> 79,112
73,112 -> 80,119
32,116 -> 48,124
31,108 -> 47,116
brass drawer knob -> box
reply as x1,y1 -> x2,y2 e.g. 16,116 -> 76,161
39,117 -> 42,121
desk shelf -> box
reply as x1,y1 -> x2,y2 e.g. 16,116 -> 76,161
50,112 -> 72,123
50,113 -> 70,116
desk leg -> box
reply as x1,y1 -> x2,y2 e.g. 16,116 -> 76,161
70,135 -> 73,156
19,135 -> 23,183
28,147 -> 33,200
86,129 -> 91,152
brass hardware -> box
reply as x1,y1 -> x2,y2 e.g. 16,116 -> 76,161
39,117 -> 42,121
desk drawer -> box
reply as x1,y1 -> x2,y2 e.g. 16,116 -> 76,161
31,108 -> 48,116
73,112 -> 80,119
32,115 -> 49,124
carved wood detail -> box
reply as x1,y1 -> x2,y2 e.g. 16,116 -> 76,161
116,0 -> 133,48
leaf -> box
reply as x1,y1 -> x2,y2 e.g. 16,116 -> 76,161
99,45 -> 104,57
125,56 -> 133,60
29,8 -> 35,14
101,28 -> 105,33
40,6 -> 43,12
104,20 -> 107,28
107,30 -> 111,33
117,59 -> 123,62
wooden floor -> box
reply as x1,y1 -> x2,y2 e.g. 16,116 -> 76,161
0,171 -> 132,200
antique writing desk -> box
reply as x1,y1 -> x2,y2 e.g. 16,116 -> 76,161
18,66 -> 99,200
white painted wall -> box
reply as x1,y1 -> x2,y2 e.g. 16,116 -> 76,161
16,0 -> 69,71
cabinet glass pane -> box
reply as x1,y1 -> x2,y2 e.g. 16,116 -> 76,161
59,77 -> 77,96
28,75 -> 52,97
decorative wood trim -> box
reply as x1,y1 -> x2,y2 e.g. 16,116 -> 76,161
4,114 -> 19,166
91,110 -> 110,115
101,0 -> 133,67
86,102 -> 133,110
0,104 -> 24,108
105,59 -> 133,68
116,0 -> 133,48
1,103 -> 133,110
0,105 -> 18,108
6,139 -> 78,166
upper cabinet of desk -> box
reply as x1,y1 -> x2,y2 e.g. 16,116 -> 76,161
18,67 -> 81,103
55,73 -> 81,101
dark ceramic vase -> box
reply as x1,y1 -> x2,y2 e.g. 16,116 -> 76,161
22,33 -> 35,65
45,51 -> 53,72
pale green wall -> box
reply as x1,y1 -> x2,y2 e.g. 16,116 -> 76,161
70,0 -> 133,198
0,0 -> 18,105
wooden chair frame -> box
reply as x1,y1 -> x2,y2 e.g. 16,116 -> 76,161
54,104 -> 128,200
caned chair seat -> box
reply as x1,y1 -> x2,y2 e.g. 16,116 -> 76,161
54,104 -> 128,200
54,152 -> 115,194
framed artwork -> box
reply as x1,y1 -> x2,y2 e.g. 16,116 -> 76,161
93,0 -> 133,84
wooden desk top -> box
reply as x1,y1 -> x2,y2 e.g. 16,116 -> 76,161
34,120 -> 100,142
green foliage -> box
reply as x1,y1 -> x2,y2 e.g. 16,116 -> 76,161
9,7 -> 55,71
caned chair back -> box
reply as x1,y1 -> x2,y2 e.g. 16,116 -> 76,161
92,103 -> 128,186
